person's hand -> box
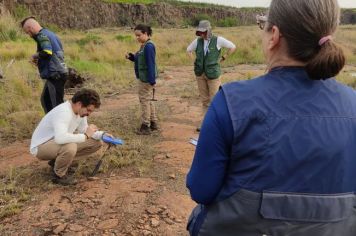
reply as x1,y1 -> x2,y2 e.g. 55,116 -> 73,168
85,124 -> 98,138
187,51 -> 194,60
125,52 -> 135,62
29,54 -> 39,66
89,124 -> 98,130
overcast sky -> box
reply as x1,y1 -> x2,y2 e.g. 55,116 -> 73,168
180,0 -> 356,8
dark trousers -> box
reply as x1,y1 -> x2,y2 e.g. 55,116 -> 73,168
41,74 -> 67,113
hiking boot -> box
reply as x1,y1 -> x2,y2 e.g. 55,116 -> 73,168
137,123 -> 151,135
150,121 -> 160,131
48,159 -> 55,168
48,160 -> 77,175
52,173 -> 78,186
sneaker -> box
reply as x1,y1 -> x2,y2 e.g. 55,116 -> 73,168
150,121 -> 160,131
52,173 -> 77,186
137,123 -> 151,135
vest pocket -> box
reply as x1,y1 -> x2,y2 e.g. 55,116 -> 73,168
187,204 -> 206,236
260,191 -> 355,223
205,63 -> 220,79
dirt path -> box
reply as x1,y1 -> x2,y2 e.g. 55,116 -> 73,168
0,65 -> 265,235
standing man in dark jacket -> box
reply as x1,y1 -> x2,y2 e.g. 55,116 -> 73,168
21,17 -> 68,113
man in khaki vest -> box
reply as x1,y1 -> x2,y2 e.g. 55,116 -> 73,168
187,20 -> 236,131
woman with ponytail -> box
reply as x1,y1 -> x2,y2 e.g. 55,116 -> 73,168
126,24 -> 159,135
186,0 -> 356,235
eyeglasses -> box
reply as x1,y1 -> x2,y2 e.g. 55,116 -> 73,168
256,15 -> 268,30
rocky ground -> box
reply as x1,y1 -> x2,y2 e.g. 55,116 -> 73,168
8,64 -> 344,235
1,64 -> 355,235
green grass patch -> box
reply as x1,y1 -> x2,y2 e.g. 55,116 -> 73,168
76,34 -> 104,46
115,34 -> 133,42
68,59 -> 112,75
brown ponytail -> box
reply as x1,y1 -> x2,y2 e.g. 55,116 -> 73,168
305,41 -> 345,80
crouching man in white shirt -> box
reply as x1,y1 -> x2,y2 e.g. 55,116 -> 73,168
30,88 -> 105,185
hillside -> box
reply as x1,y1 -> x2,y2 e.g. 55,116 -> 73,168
1,0 -> 264,29
1,0 -> 355,29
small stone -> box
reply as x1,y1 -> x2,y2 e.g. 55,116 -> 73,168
150,219 -> 160,228
174,218 -> 183,223
165,154 -> 171,159
87,176 -> 100,181
69,224 -> 85,232
168,174 -> 176,179
97,219 -> 119,230
146,206 -> 161,215
164,75 -> 174,80
142,230 -> 152,236
52,207 -> 61,213
138,219 -> 145,225
31,222 -> 43,227
150,215 -> 159,221
53,223 -> 67,234
81,231 -> 90,236
164,218 -> 174,225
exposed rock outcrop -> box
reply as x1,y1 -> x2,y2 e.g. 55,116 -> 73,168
0,0 -> 355,29
1,0 -> 263,29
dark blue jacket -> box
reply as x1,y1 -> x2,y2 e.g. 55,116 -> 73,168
34,28 -> 67,79
187,67 -> 356,236
134,41 -> 157,85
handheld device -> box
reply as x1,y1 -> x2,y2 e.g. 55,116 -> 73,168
91,135 -> 124,177
189,137 -> 198,146
102,134 -> 124,145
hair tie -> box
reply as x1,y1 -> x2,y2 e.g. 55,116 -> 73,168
319,35 -> 332,46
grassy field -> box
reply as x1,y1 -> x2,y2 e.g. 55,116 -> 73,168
0,11 -> 355,221
0,11 -> 356,143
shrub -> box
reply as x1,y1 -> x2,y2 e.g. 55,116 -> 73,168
217,17 -> 240,27
0,11 -> 22,42
11,5 -> 29,20
189,13 -> 215,27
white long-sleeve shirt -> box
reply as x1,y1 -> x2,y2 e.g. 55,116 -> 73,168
30,101 -> 103,156
186,36 -> 236,54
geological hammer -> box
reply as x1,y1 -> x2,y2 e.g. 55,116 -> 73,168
151,87 -> 157,101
